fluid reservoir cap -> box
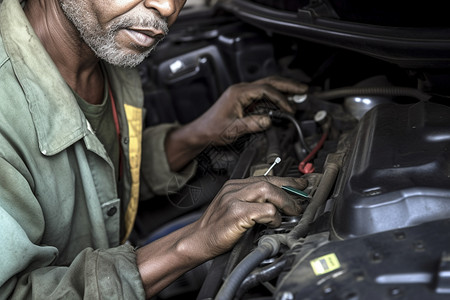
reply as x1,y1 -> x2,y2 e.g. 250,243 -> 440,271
314,110 -> 328,124
288,94 -> 307,103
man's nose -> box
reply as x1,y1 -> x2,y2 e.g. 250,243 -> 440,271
144,0 -> 177,18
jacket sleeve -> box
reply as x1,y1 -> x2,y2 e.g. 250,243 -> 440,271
0,158 -> 145,300
140,123 -> 197,199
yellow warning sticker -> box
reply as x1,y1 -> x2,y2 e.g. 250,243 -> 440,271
310,253 -> 341,276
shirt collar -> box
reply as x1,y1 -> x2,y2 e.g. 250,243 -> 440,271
0,0 -> 88,156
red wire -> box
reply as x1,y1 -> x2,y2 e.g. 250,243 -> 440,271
109,86 -> 123,179
298,129 -> 329,174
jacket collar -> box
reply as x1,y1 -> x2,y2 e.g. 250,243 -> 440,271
1,0 -> 88,156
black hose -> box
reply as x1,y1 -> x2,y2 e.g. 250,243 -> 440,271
235,256 -> 288,299
215,237 -> 280,300
311,86 -> 432,102
265,127 -> 281,164
197,253 -> 231,300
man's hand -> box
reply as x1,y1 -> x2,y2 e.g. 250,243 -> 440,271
197,75 -> 308,145
136,176 -> 308,297
165,76 -> 308,171
188,176 -> 308,256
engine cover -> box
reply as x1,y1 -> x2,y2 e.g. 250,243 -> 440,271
332,101 -> 450,239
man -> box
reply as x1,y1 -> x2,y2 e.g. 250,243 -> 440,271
0,0 -> 308,298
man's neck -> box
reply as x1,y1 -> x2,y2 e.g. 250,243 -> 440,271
23,0 -> 104,104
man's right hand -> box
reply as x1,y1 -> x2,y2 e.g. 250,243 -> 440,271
187,176 -> 307,257
136,175 -> 307,297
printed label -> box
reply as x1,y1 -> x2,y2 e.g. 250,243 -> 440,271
310,253 -> 341,276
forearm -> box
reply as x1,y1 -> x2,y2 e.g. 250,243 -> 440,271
136,222 -> 210,298
164,120 -> 209,172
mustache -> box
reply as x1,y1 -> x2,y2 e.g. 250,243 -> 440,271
110,13 -> 169,36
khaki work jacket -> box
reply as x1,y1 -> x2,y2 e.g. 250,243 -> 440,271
0,0 -> 196,298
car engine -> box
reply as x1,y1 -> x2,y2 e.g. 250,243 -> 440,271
132,1 -> 450,299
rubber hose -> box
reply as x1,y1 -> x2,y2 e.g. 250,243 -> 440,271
235,256 -> 288,299
311,86 -> 431,102
215,238 -> 279,300
265,127 -> 281,164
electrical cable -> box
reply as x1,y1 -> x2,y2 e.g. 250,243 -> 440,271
298,127 -> 329,174
269,110 -> 312,153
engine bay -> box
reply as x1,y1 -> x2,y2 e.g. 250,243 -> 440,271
132,1 -> 450,299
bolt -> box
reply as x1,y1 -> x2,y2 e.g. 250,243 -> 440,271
394,231 -> 406,240
389,287 -> 402,297
323,286 -> 333,294
414,240 -> 425,252
371,251 -> 382,263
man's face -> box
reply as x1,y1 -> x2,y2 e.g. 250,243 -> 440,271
59,0 -> 186,67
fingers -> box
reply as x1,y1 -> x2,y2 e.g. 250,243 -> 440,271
219,115 -> 271,143
200,76 -> 307,146
237,83 -> 294,113
238,201 -> 282,228
253,75 -> 309,95
223,176 -> 307,216
260,175 -> 308,190
228,175 -> 308,191
195,176 -> 308,256
234,76 -> 308,114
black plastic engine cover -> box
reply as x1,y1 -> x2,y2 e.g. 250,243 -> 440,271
275,218 -> 450,300
332,101 -> 450,239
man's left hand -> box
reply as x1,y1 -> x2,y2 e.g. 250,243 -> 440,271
196,75 -> 308,145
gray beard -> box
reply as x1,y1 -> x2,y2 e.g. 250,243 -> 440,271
59,0 -> 169,68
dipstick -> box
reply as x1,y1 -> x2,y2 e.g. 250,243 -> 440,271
264,157 -> 281,176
